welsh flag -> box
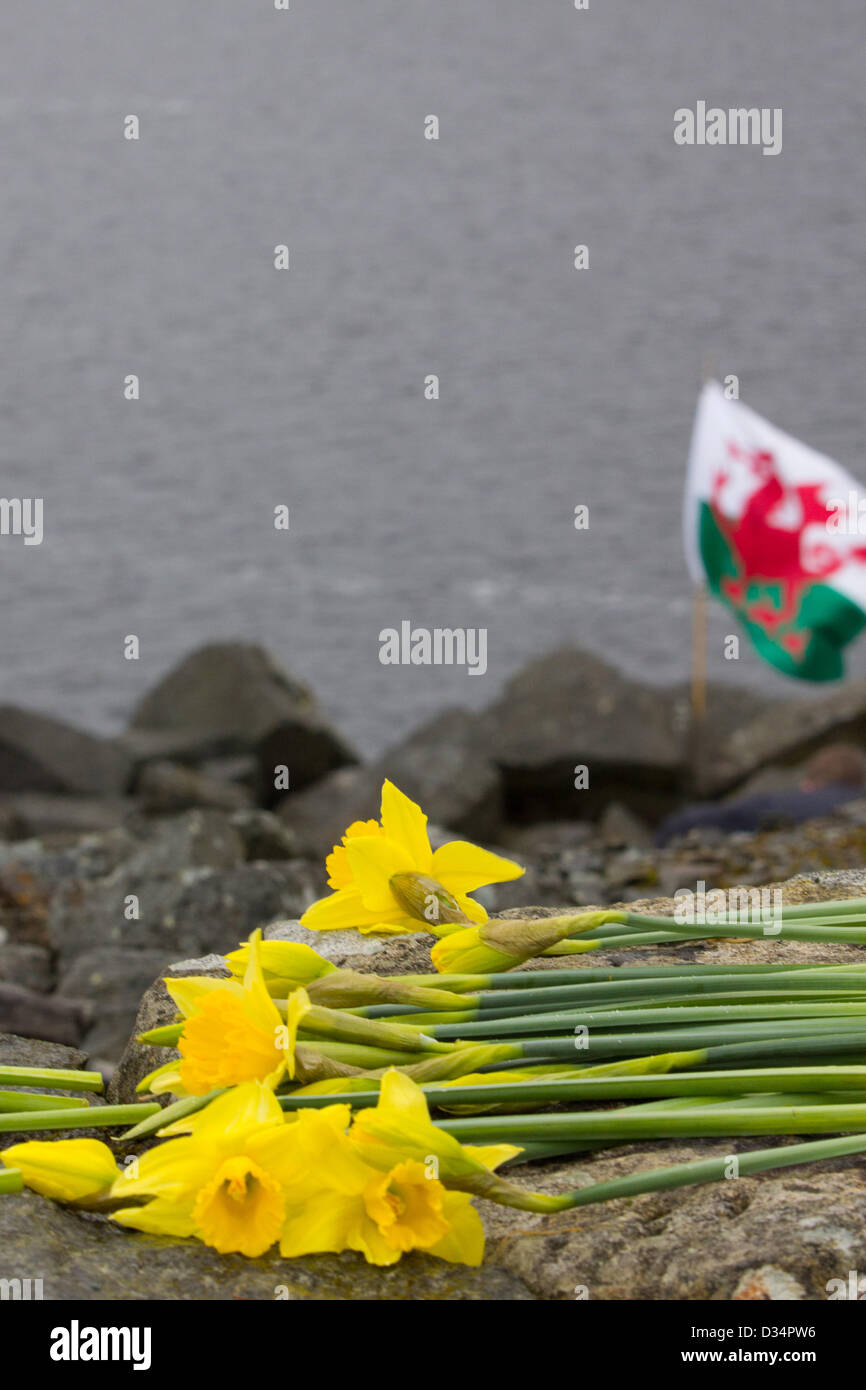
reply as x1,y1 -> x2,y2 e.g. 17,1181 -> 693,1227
685,381 -> 866,681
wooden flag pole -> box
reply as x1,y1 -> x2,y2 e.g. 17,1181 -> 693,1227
689,582 -> 708,789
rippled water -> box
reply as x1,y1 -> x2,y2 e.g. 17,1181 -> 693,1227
1,0 -> 864,753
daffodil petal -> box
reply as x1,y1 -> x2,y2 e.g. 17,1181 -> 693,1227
165,975 -> 240,1018
380,780 -> 433,873
432,841 -> 525,893
301,887 -> 387,932
428,1192 -> 485,1265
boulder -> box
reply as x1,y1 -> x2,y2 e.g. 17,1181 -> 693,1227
279,709 -> 503,858
704,676 -> 866,795
479,648 -> 683,822
134,761 -> 251,814
58,949 -> 178,1062
130,646 -> 356,785
0,706 -> 131,797
0,1191 -> 531,1300
0,943 -> 53,993
257,713 -> 358,803
0,983 -> 90,1047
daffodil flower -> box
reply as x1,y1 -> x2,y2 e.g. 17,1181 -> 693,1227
349,1068 -> 521,1193
0,1138 -> 121,1203
171,931 -> 310,1095
301,780 -> 524,937
111,1082 -> 296,1256
277,1102 -> 483,1265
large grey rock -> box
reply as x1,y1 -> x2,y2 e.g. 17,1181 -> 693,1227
0,1191 -> 532,1300
479,648 -> 683,822
0,943 -> 53,993
0,706 -> 131,797
279,708 -> 504,858
59,950 -> 178,1062
705,677 -> 866,795
130,644 -> 353,772
51,859 -> 319,968
257,715 -> 358,804
0,984 -> 90,1047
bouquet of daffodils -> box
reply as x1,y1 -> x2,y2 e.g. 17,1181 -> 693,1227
5,781 -> 866,1268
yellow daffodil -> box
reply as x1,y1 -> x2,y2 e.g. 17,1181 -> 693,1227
349,1068 -> 521,1191
111,1083 -> 294,1256
277,1103 -> 483,1265
301,780 -> 524,936
1,1138 -> 121,1203
174,932 -> 310,1094
112,1082 -> 482,1265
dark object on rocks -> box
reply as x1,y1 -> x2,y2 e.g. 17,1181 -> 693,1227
135,761 -> 251,814
279,708 -> 503,857
479,647 -> 682,822
0,982 -> 91,1046
0,706 -> 131,797
656,783 -> 864,847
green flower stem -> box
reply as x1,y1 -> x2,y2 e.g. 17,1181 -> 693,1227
618,912 -> 866,943
137,1023 -> 184,1046
490,1132 -> 866,1212
435,1099 -> 866,1145
0,1103 -> 160,1134
407,963 -> 827,991
0,1169 -> 23,1194
298,1002 -> 454,1054
0,1092 -> 90,1113
426,1001 -> 866,1042
513,1021 -> 866,1063
278,1065 -> 866,1114
119,1090 -> 224,1142
389,986 -> 866,1029
308,1040 -> 433,1068
0,1066 -> 103,1093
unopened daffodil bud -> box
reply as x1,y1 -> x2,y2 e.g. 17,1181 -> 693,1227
1,1138 -> 121,1203
430,913 -> 621,975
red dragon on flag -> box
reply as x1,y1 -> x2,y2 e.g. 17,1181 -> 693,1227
685,382 -> 866,680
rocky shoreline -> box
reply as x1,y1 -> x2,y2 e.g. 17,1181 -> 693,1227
4,641 -> 866,1064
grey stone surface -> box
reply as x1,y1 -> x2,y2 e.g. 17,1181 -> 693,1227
0,1192 -> 533,1300
278,708 -> 504,857
705,676 -> 866,795
135,761 -> 251,814
479,647 -> 683,821
0,705 -> 131,797
0,943 -> 53,993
